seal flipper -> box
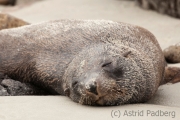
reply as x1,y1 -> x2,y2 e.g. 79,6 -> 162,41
163,43 -> 180,63
162,44 -> 180,84
162,66 -> 180,84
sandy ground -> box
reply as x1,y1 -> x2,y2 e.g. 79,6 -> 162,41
0,0 -> 180,120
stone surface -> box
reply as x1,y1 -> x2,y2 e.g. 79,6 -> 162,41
0,79 -> 49,95
0,69 -> 48,96
0,85 -> 9,95
136,0 -> 180,18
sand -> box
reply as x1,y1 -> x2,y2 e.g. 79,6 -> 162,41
0,0 -> 180,119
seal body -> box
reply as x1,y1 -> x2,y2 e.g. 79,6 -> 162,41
0,20 -> 166,105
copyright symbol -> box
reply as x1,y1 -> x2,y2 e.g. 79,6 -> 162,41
111,110 -> 121,118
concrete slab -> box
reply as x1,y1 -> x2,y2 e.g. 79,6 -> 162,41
0,96 -> 180,120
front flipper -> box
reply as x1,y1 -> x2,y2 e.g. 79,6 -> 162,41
163,43 -> 180,84
163,43 -> 180,63
163,66 -> 180,84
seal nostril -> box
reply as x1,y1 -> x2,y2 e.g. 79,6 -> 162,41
86,81 -> 98,95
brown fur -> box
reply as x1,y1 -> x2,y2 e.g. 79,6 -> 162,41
164,43 -> 180,63
0,13 -> 29,30
0,0 -> 16,5
0,19 -> 168,105
163,44 -> 180,84
164,67 -> 180,84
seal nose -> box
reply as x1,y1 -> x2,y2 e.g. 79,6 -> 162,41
85,80 -> 98,95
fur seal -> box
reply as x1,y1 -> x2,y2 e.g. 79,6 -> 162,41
0,18 -> 179,106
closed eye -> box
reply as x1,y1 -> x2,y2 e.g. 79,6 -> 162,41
101,62 -> 112,67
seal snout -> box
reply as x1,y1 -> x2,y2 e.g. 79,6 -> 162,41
85,79 -> 98,95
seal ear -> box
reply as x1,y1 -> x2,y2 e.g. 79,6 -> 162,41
122,51 -> 131,58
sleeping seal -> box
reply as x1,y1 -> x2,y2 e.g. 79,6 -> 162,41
0,18 -> 179,106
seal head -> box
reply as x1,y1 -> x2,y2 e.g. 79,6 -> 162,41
63,44 -> 151,106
